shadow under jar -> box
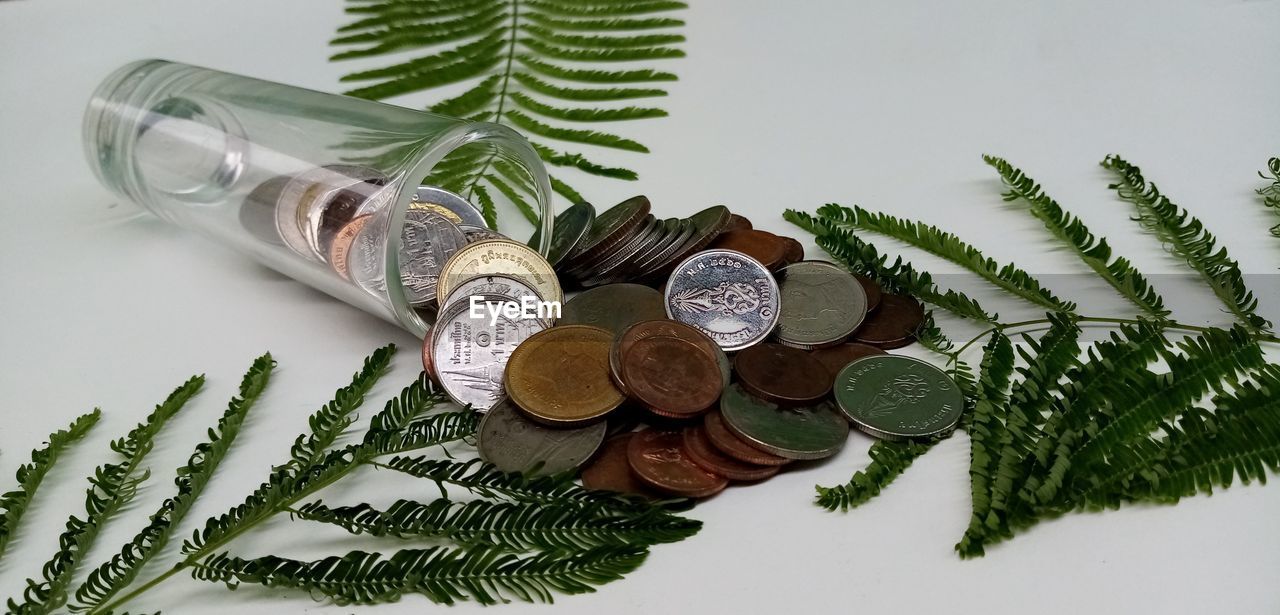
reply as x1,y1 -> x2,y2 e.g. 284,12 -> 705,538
83,59 -> 554,338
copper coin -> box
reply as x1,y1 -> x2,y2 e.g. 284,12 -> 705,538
733,343 -> 832,406
709,229 -> 789,270
621,335 -> 722,419
809,343 -> 887,387
580,433 -> 661,498
627,428 -> 728,498
562,195 -> 651,268
725,214 -> 753,231
611,320 -> 725,399
779,237 -> 804,267
852,293 -> 924,349
328,214 -> 370,281
505,325 -> 624,426
703,411 -> 790,466
681,425 -> 780,481
857,275 -> 883,313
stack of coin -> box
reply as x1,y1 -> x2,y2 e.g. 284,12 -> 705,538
239,167 -> 502,311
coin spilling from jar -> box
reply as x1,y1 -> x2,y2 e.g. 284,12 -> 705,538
241,173 -> 958,497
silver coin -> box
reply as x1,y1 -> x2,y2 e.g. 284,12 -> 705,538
301,165 -> 388,257
637,206 -> 731,281
566,214 -> 657,281
274,169 -> 327,261
431,294 -> 549,411
439,273 -> 553,327
477,397 -> 606,476
774,260 -> 868,350
399,210 -> 467,306
407,185 -> 488,228
578,216 -> 670,287
629,218 -> 694,280
459,224 -> 509,243
664,249 -> 781,352
531,200 -> 595,266
347,217 -> 388,296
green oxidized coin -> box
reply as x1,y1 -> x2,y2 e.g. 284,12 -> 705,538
834,355 -> 964,440
719,384 -> 848,460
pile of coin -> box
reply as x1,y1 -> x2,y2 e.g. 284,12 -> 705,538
425,195 -> 964,500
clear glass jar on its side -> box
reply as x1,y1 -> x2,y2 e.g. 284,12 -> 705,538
83,59 -> 554,338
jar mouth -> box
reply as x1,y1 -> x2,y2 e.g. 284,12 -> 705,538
383,122 -> 555,338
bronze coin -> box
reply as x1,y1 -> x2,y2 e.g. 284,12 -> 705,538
725,214 -> 753,231
420,323 -> 437,382
857,275 -> 883,313
852,293 -> 924,349
709,229 -> 789,270
580,433 -> 661,498
733,343 -> 832,406
779,237 -> 804,267
328,214 -> 370,281
505,325 -> 624,426
627,428 -> 728,498
681,425 -> 780,482
703,411 -> 791,466
620,335 -> 722,418
809,343 -> 887,387
611,320 -> 725,398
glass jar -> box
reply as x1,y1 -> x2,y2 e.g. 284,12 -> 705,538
83,59 -> 553,338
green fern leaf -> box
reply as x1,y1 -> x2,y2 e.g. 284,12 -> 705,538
784,208 -> 997,322
1102,155 -> 1269,331
294,497 -> 699,551
813,203 -> 1076,312
288,345 -> 394,469
382,457 -> 652,510
1258,157 -> 1280,237
8,376 -> 202,614
0,410 -> 100,561
814,440 -> 935,512
191,544 -> 649,606
71,355 -> 274,612
985,155 -> 1168,317
333,0 -> 685,229
955,332 -> 1014,558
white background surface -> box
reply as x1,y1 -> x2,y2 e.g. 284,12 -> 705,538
2,1 -> 1279,613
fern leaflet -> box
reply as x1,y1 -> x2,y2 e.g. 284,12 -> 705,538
1259,157 -> 1280,237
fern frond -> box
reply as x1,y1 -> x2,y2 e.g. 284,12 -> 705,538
1258,157 -> 1280,237
288,345 -> 394,469
381,457 -> 651,511
0,410 -> 100,561
814,439 -> 934,512
8,376 -> 202,614
955,332 -> 1014,558
1102,155 -> 1269,331
70,355 -> 274,612
294,498 -> 699,551
192,544 -> 649,606
784,208 -> 997,322
985,155 -> 1168,317
333,0 -> 686,227
813,203 -> 1075,312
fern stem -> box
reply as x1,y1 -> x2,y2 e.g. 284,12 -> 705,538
463,0 -> 521,204
953,316 -> 1280,360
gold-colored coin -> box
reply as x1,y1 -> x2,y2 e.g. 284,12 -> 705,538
409,201 -> 464,225
504,325 -> 624,426
436,239 -> 563,307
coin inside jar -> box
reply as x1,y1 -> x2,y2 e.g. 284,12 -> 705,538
477,398 -> 607,476
664,249 -> 780,352
733,343 -> 832,406
719,384 -> 849,461
774,260 -> 868,349
328,214 -> 370,281
834,355 -> 964,441
681,425 -> 780,482
559,283 -> 666,336
398,210 -> 467,307
851,293 -> 924,349
626,428 -> 728,498
505,325 -> 624,426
